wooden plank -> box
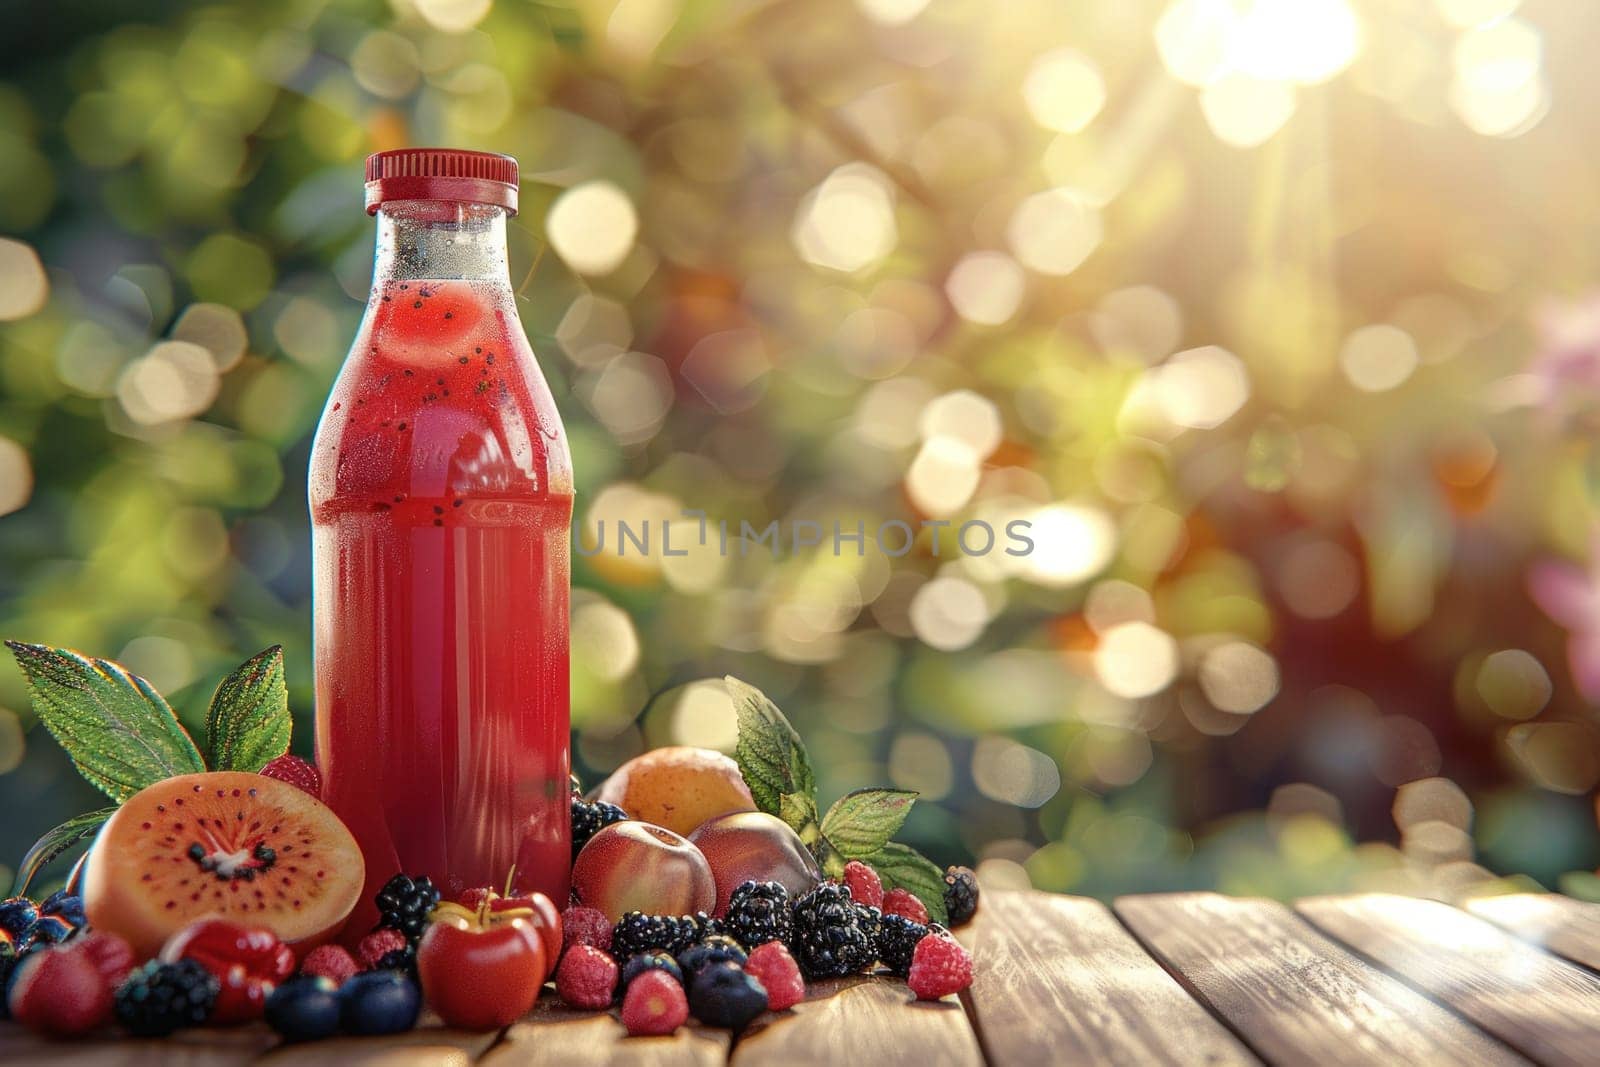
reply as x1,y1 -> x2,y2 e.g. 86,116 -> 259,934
255,1029 -> 499,1065
1116,892 -> 1524,1067
957,890 -> 1256,1066
732,975 -> 981,1067
0,1020 -> 273,1065
1298,893 -> 1600,1067
1465,893 -> 1600,972
482,995 -> 728,1066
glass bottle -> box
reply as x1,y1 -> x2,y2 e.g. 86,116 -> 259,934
310,149 -> 573,934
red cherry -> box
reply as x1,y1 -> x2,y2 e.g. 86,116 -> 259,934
490,892 -> 562,981
417,911 -> 546,1030
159,918 -> 296,1024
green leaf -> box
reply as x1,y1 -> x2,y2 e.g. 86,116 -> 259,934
4,641 -> 206,803
779,791 -> 819,837
865,842 -> 948,925
727,676 -> 816,815
11,808 -> 115,897
204,645 -> 290,772
820,788 -> 918,859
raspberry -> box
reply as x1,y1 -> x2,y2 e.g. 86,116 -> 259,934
555,945 -> 618,1009
743,942 -> 804,1011
622,968 -> 687,1036
259,754 -> 322,799
841,862 -> 883,909
301,944 -> 360,986
906,932 -> 972,1000
359,928 -> 408,969
882,888 -> 929,925
76,932 -> 135,988
943,866 -> 979,926
562,906 -> 612,953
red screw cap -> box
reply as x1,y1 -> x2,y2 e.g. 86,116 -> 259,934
364,148 -> 519,215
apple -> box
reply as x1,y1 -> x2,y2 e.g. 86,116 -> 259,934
571,822 -> 716,921
688,811 -> 822,916
418,900 -> 547,1030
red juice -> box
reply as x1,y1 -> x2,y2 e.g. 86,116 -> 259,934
310,153 -> 572,936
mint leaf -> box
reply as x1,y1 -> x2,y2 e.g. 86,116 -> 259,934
5,641 -> 206,803
205,645 -> 290,772
864,842 -> 948,924
821,788 -> 917,859
727,676 -> 816,815
11,808 -> 115,897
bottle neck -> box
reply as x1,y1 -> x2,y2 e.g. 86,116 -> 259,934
372,200 -> 512,290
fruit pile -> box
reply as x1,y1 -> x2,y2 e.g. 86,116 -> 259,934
1,654 -> 985,1046
554,749 -> 981,1035
552,859 -> 977,1036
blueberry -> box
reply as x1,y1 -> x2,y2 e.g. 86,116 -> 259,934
340,970 -> 421,1036
688,962 -> 769,1031
0,942 -> 16,1020
40,890 -> 86,928
677,935 -> 747,979
16,915 -> 74,954
621,951 -> 683,991
266,976 -> 342,1042
0,897 -> 37,938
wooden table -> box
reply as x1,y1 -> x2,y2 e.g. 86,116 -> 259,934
7,889 -> 1600,1064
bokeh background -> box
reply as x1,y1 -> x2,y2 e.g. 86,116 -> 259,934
3,0 -> 1600,902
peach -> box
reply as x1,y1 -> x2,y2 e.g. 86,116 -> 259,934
571,822 -> 716,921
688,811 -> 822,916
591,747 -> 755,837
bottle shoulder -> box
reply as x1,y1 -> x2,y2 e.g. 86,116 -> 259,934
310,296 -> 572,506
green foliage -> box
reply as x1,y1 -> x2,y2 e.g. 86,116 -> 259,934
204,645 -> 290,772
729,676 -> 815,817
730,676 -> 945,920
5,641 -> 206,803
10,808 -> 115,898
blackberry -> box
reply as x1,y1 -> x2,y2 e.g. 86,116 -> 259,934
724,881 -> 791,949
689,911 -> 728,941
571,797 -> 627,860
375,945 -> 418,978
374,874 -> 440,945
875,913 -> 928,977
612,912 -> 696,959
943,866 -> 979,926
789,883 -> 875,979
115,959 -> 219,1036
677,934 -> 747,979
